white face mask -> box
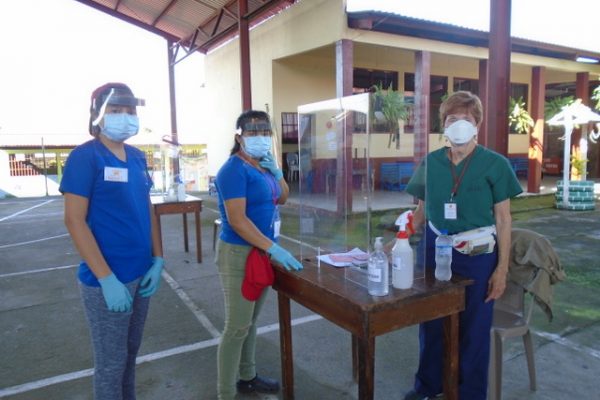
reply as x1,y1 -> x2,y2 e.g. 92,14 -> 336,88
444,120 -> 477,145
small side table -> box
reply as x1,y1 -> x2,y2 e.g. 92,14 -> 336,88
151,195 -> 203,263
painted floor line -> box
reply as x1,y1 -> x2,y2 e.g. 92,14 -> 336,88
0,314 -> 322,397
0,199 -> 54,222
0,233 -> 69,249
533,329 -> 600,360
0,264 -> 78,279
161,268 -> 222,339
0,211 -> 64,224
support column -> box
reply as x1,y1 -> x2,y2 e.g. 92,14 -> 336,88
573,72 -> 590,180
239,0 -> 252,110
528,66 -> 545,193
486,0 -> 511,156
335,39 -> 353,215
414,51 -> 431,166
167,40 -> 179,175
478,59 -> 488,147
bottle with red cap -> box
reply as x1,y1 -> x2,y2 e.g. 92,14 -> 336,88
392,212 -> 414,289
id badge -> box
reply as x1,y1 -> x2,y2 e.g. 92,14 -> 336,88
104,167 -> 128,182
274,220 -> 281,238
273,206 -> 281,238
444,202 -> 457,220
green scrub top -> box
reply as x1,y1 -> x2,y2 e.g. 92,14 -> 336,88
406,145 -> 523,234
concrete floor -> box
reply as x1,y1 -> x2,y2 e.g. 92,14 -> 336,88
1,190 -> 599,400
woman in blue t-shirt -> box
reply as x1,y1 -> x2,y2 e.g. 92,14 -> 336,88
215,110 -> 302,400
60,83 -> 164,400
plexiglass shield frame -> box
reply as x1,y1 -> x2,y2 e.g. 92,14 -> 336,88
295,92 -> 426,288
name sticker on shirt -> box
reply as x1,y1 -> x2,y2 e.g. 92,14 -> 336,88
104,167 -> 128,183
444,202 -> 457,220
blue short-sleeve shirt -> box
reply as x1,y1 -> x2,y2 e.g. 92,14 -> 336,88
216,155 -> 280,245
60,139 -> 153,286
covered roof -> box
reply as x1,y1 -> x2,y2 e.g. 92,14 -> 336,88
75,0 -> 297,63
74,2 -> 599,64
347,11 -> 600,63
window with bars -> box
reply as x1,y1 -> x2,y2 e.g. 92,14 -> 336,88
281,112 -> 298,143
453,77 -> 479,94
405,73 -> 449,133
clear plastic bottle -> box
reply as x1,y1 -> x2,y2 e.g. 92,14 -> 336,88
435,230 -> 453,281
368,237 -> 389,296
392,230 -> 414,289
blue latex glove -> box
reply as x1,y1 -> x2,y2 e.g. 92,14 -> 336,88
140,256 -> 164,298
267,243 -> 303,271
98,273 -> 133,312
259,152 -> 284,181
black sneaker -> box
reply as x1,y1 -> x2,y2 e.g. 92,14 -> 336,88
236,375 -> 280,394
403,389 -> 443,400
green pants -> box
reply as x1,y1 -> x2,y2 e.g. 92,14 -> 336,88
216,240 -> 269,400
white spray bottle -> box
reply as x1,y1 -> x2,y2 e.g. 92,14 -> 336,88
392,211 -> 414,289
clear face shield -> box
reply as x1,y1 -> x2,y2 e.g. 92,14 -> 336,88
91,88 -> 146,127
238,120 -> 279,162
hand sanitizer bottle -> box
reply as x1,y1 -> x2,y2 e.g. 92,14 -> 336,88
368,237 -> 389,296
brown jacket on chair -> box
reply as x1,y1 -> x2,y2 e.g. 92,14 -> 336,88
508,228 -> 566,321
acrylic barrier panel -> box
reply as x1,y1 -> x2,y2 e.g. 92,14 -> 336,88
296,92 -> 426,290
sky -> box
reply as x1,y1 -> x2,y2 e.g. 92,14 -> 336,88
0,0 -> 598,145
0,0 -> 205,144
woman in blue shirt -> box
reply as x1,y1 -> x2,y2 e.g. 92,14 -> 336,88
215,110 -> 302,400
60,83 -> 164,400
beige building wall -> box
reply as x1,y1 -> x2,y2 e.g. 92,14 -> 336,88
204,0 -> 600,174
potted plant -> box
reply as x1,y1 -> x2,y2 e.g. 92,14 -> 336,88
508,96 -> 534,134
372,83 -> 409,149
569,154 -> 588,181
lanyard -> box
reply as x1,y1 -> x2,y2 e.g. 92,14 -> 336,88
448,148 -> 475,201
236,152 -> 278,204
262,171 -> 278,205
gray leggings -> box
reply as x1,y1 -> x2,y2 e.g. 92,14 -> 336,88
80,279 -> 150,400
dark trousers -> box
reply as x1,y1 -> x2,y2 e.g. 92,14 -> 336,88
413,225 -> 497,400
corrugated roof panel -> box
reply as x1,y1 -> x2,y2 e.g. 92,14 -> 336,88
117,0 -> 164,26
92,0 -> 119,9
155,0 -> 222,40
75,0 -> 298,53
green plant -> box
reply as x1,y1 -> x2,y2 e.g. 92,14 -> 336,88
545,96 -> 574,121
570,154 -> 588,178
592,85 -> 600,110
372,83 -> 410,149
508,96 -> 534,134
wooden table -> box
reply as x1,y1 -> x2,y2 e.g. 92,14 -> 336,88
272,259 -> 471,400
151,195 -> 203,263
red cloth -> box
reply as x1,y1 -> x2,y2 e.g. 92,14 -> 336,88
242,248 -> 274,301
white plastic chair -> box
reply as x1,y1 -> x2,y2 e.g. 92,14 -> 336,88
488,280 -> 536,400
286,152 -> 299,182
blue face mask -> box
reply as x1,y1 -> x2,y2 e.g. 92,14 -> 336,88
101,113 -> 139,142
243,136 -> 272,159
